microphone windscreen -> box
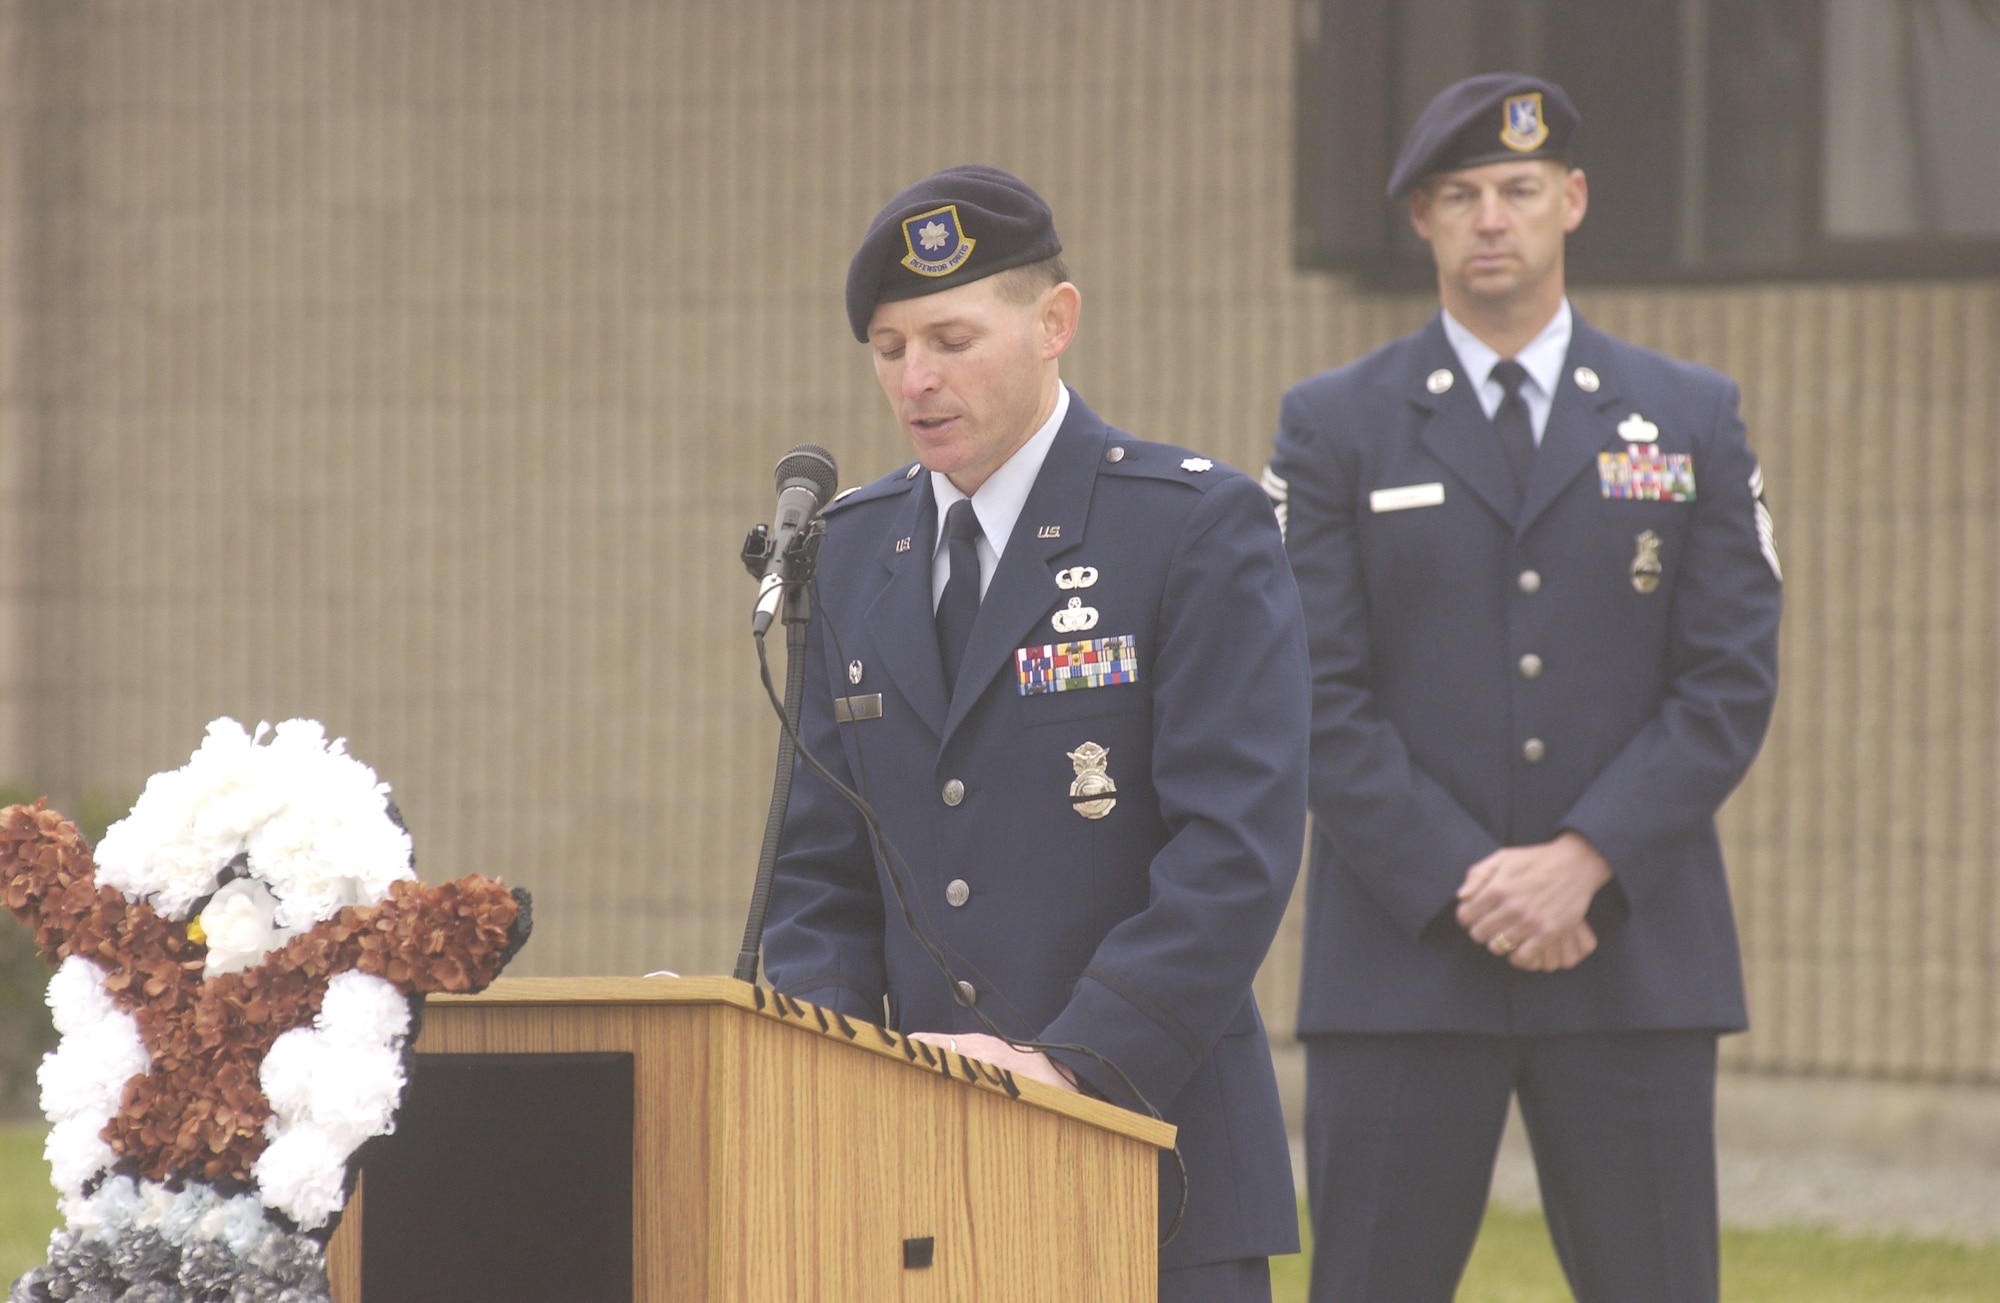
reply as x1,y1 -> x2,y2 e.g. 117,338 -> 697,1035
774,444 -> 839,503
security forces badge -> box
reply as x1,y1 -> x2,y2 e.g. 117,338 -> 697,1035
900,204 -> 977,277
1068,742 -> 1117,820
1500,92 -> 1549,152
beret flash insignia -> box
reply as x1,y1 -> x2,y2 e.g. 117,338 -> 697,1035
900,204 -> 976,277
1500,92 -> 1549,152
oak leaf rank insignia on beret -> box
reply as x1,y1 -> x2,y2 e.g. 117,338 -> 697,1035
1500,92 -> 1549,152
900,204 -> 976,277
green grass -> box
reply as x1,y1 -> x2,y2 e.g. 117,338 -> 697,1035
4,1125 -> 1997,1298
1,1124 -> 56,1283
1270,1197 -> 2000,1302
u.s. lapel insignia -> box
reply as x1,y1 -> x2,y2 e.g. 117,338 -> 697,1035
1426,368 -> 1454,394
895,537 -> 912,553
899,204 -> 976,278
1631,529 -> 1663,594
1037,524 -> 1061,539
1067,742 -> 1117,819
1051,596 -> 1100,634
1500,92 -> 1549,152
1573,366 -> 1600,393
1617,413 -> 1659,444
1055,566 -> 1099,590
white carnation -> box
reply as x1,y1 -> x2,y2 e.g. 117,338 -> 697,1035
46,955 -> 123,1037
317,970 -> 411,1045
89,716 -> 414,954
94,718 -> 267,918
248,720 -> 414,926
37,960 -> 149,1200
39,966 -> 150,1122
44,1116 -> 119,1200
254,970 -> 408,1228
250,1124 -> 352,1230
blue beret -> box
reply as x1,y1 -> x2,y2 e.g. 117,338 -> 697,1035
1386,73 -> 1580,199
845,164 -> 1063,342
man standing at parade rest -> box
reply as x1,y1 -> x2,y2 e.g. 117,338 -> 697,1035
1265,76 -> 1782,1302
762,164 -> 1310,1301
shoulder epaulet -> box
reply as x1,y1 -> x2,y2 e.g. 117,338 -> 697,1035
823,463 -> 923,516
1097,437 -> 1237,491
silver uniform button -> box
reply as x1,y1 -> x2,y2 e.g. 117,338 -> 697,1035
1522,738 -> 1546,764
946,879 -> 970,908
942,779 -> 965,806
1105,446 -> 1125,463
1518,653 -> 1543,680
1517,569 -> 1541,595
955,980 -> 978,1006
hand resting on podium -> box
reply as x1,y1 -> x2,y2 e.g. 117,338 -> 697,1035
907,1031 -> 1079,1093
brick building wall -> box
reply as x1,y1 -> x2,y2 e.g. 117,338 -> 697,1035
0,0 -> 1992,1081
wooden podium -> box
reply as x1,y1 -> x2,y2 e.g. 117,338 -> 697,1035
325,976 -> 1175,1301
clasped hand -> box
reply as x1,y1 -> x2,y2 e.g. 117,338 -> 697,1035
1455,830 -> 1613,972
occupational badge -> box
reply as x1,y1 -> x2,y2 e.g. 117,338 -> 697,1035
847,660 -> 864,685
1631,529 -> 1663,594
900,204 -> 976,278
1617,413 -> 1659,444
1500,92 -> 1549,152
1051,596 -> 1100,634
1181,457 -> 1213,473
1067,742 -> 1118,820
1055,565 -> 1099,590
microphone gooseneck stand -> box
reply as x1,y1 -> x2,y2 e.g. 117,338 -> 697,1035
732,523 -> 822,983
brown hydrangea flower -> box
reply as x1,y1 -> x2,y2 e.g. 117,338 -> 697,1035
0,800 -> 524,1185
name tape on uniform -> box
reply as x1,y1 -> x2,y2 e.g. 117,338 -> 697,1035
1599,450 -> 1695,502
1369,482 -> 1446,513
1016,635 -> 1139,696
833,693 -> 883,723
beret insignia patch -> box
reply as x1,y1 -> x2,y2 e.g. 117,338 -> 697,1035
900,204 -> 976,277
1500,92 -> 1549,153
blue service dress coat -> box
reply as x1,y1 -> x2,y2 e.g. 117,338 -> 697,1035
763,392 -> 1310,1270
1266,313 -> 1781,1037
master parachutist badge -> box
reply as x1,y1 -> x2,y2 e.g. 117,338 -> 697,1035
1051,596 -> 1100,634
1068,742 -> 1117,819
1631,529 -> 1663,594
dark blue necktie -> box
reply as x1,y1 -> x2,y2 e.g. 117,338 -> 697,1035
1489,359 -> 1536,494
936,499 -> 983,694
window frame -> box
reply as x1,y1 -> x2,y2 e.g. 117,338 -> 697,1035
1293,0 -> 2000,286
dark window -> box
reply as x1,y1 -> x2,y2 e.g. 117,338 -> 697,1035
1295,0 -> 2000,284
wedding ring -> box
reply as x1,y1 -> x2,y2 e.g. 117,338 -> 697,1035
1493,933 -> 1516,955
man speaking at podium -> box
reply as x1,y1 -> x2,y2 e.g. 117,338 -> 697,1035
762,165 -> 1309,1301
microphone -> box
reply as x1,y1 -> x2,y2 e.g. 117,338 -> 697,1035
751,444 -> 839,634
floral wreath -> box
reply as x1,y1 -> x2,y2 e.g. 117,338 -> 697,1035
2,718 -> 531,1300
